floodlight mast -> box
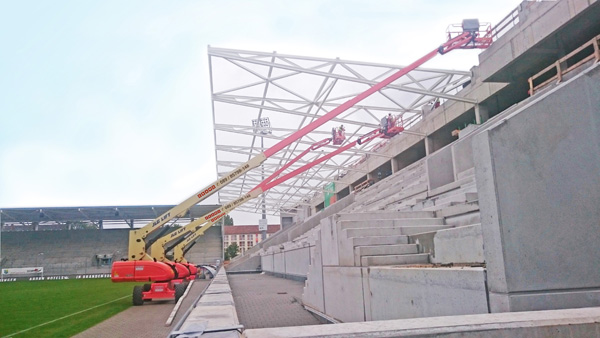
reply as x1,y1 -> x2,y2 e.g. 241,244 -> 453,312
126,20 -> 491,262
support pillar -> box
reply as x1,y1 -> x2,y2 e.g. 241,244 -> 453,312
475,104 -> 489,125
424,135 -> 434,156
391,157 -> 399,174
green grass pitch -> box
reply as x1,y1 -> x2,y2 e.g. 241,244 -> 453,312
0,278 -> 134,338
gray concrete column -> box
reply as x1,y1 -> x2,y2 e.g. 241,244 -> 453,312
472,68 -> 600,313
424,136 -> 433,156
475,104 -> 489,125
391,157 -> 399,174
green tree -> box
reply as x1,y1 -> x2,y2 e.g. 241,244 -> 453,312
224,214 -> 234,225
224,243 -> 239,260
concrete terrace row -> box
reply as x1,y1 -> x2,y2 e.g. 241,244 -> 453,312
226,8 -> 600,325
1,226 -> 223,276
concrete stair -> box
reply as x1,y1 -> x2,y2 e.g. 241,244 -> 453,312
338,210 -> 434,221
354,244 -> 419,266
351,235 -> 409,247
344,225 -> 452,238
360,253 -> 429,267
351,159 -> 428,212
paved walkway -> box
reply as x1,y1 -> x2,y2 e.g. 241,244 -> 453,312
73,280 -> 210,338
228,273 -> 322,329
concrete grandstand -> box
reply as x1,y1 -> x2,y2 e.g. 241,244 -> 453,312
3,0 -> 599,337
0,205 -> 223,278
216,0 -> 600,336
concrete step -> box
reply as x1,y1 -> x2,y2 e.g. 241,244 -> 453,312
395,195 -> 427,208
435,202 -> 480,218
351,235 -> 409,247
344,225 -> 453,238
427,186 -> 477,205
427,176 -> 475,198
360,253 -> 429,267
338,210 -> 435,222
456,167 -> 475,180
422,201 -> 461,212
355,244 -> 419,265
367,182 -> 428,208
430,224 -> 484,264
435,192 -> 478,206
339,218 -> 444,230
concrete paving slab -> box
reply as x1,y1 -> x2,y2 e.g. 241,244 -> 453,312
229,273 -> 322,329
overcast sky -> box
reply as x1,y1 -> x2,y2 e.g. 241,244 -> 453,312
0,0 -> 521,224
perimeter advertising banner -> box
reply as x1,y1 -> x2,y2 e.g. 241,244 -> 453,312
1,267 -> 44,276
324,182 -> 336,208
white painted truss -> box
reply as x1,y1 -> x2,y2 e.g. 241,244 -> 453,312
208,47 -> 472,215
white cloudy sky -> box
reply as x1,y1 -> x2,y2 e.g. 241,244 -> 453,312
0,1 -> 521,224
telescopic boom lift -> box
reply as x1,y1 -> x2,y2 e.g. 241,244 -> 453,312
123,19 -> 491,263
170,125 -> 402,264
112,20 -> 492,305
138,20 -> 492,264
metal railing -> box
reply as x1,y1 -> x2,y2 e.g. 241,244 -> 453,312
528,34 -> 600,95
489,6 -> 520,41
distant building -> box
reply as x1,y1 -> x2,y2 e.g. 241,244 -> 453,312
223,224 -> 281,254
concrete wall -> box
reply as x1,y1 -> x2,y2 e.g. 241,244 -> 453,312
284,246 -> 311,279
227,255 -> 261,272
186,225 -> 223,265
273,252 -> 285,275
261,245 -> 313,280
431,224 -> 484,264
261,254 -> 274,272
473,64 -> 600,312
302,229 -> 325,313
322,267 -> 367,322
308,265 -> 489,323
426,146 -> 455,190
451,133 -> 475,179
367,267 -> 488,321
1,229 -> 128,275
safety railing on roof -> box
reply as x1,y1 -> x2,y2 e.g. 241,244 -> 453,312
489,5 -> 520,41
528,34 -> 600,96
489,1 -> 560,42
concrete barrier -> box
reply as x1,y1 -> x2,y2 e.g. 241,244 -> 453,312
431,224 -> 484,264
473,64 -> 600,312
243,307 -> 600,337
170,269 -> 241,338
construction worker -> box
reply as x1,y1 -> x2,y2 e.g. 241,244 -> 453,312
380,116 -> 388,134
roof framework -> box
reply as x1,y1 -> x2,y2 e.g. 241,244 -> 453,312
208,47 -> 472,215
0,205 -> 220,229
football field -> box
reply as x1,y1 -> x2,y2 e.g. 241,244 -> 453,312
0,278 -> 133,338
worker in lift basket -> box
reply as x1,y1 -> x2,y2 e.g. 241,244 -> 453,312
338,125 -> 345,137
381,113 -> 393,135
